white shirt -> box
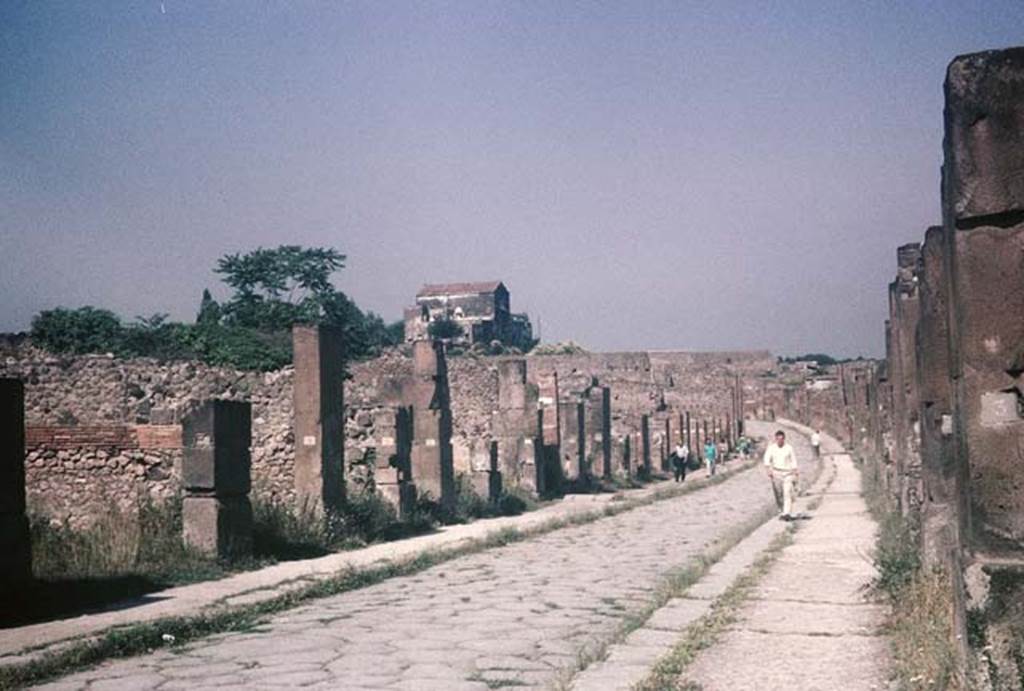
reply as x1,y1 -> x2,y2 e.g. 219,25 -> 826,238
675,445 -> 688,457
810,433 -> 821,447
763,442 -> 798,471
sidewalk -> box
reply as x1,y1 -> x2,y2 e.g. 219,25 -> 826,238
683,427 -> 891,689
0,458 -> 756,667
570,419 -> 829,691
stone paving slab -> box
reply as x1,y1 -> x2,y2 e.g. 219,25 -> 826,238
0,461 -> 757,665
30,452 -> 776,690
570,420 -> 824,691
684,434 -> 892,691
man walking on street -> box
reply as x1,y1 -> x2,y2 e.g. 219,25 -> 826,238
764,429 -> 799,520
810,429 -> 821,458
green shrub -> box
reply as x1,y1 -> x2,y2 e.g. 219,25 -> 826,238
30,307 -> 124,355
873,510 -> 921,597
336,491 -> 400,545
252,496 -> 332,559
496,490 -> 530,516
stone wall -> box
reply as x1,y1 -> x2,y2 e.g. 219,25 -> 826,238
0,343 -> 295,525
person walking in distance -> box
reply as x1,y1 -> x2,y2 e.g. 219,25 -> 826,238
672,441 -> 689,483
764,430 -> 799,520
703,438 -> 717,477
810,429 -> 821,458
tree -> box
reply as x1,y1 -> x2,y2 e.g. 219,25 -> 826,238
215,246 -> 346,330
196,289 -> 221,326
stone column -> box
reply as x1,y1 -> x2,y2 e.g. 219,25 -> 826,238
558,400 -> 585,480
641,414 -> 651,477
663,417 -> 672,471
393,405 -> 417,519
182,400 -> 253,559
943,48 -> 1024,551
533,409 -> 547,495
916,226 -> 964,565
494,359 -> 539,490
292,324 -> 345,513
488,440 -> 502,502
535,371 -> 563,496
1,379 -> 31,585
891,243 -> 923,515
405,340 -> 455,511
601,387 -> 612,479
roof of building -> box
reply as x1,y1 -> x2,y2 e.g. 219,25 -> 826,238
416,281 -> 506,298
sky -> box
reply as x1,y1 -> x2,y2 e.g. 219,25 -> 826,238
2,1 -> 1023,358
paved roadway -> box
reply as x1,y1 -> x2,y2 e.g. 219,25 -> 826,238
36,437 -> 805,691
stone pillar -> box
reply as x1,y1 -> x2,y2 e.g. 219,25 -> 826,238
891,243 -> 923,515
601,387 -> 612,479
494,359 -> 539,490
641,414 -> 651,477
579,401 -> 589,477
1,379 -> 31,585
663,417 -> 672,471
916,227 -> 972,576
488,440 -> 502,502
292,324 -> 345,513
534,409 -> 547,495
405,341 -> 455,511
393,405 -> 418,519
182,400 -> 253,559
943,48 -> 1024,550
535,371 -> 563,496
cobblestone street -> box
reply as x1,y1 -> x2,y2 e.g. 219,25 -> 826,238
36,454 -> 787,691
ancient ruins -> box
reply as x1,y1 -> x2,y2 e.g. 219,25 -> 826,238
0,44 -> 1022,691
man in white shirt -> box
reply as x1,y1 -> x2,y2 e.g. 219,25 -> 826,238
810,430 -> 821,458
763,430 -> 800,520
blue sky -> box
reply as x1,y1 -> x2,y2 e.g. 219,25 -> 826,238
2,1 -> 1022,357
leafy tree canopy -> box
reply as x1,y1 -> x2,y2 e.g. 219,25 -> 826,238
29,245 -> 401,370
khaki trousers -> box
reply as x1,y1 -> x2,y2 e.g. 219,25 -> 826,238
770,470 -> 796,516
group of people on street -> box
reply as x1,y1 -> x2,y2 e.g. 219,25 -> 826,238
668,437 -> 725,483
666,425 -> 824,524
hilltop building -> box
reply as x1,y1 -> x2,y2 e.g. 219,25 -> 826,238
403,281 -> 534,350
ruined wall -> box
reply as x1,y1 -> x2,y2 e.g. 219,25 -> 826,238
0,343 -> 295,525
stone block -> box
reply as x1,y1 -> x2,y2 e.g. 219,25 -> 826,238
182,495 -> 253,559
0,379 -> 26,516
182,400 -> 251,496
944,48 -> 1024,222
